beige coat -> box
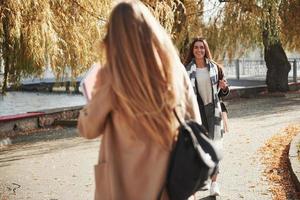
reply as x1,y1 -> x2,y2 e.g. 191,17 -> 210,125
77,64 -> 201,200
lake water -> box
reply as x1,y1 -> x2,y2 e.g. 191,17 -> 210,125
0,92 -> 86,116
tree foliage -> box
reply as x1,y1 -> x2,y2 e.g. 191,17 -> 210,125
1,0 -> 299,93
142,0 -> 204,59
203,0 -> 300,60
201,0 -> 299,92
280,0 -> 300,51
0,0 -> 203,93
0,0 -> 111,92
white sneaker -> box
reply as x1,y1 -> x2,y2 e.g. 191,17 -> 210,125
210,181 -> 220,196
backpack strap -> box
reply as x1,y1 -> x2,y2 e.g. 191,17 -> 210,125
173,109 -> 183,126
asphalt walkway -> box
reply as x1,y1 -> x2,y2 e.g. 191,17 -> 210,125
0,93 -> 300,199
196,93 -> 300,199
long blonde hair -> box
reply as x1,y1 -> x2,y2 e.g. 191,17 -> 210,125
103,0 -> 181,149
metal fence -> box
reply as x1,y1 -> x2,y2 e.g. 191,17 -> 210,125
223,58 -> 300,82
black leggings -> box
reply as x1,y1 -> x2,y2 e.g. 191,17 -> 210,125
204,103 -> 220,175
204,103 -> 215,140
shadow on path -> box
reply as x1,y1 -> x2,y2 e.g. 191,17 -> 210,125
227,94 -> 300,119
199,196 -> 216,200
0,129 -> 99,168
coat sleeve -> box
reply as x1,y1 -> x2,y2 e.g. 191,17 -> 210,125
218,87 -> 230,97
217,65 -> 230,98
77,67 -> 112,139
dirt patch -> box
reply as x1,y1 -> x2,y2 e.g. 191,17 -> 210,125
0,126 -> 63,139
259,124 -> 300,200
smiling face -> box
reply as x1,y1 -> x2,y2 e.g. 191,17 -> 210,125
193,41 -> 206,60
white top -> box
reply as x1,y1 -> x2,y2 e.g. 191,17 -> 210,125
195,67 -> 212,105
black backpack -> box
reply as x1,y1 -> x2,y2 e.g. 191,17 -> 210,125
167,111 -> 221,200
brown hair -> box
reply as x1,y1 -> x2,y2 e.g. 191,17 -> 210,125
184,37 -> 212,66
103,0 -> 181,149
184,37 -> 224,74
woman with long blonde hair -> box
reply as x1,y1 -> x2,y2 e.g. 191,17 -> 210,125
78,1 -> 201,199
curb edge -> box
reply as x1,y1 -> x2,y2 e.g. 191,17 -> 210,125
288,132 -> 300,192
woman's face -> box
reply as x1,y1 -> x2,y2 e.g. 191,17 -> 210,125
193,41 -> 205,60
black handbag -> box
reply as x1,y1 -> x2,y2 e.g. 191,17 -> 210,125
167,110 -> 221,200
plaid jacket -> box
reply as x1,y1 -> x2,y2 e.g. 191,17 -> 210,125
186,58 -> 229,140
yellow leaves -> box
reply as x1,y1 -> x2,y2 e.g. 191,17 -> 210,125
280,0 -> 300,51
259,124 -> 300,200
148,1 -> 174,34
1,0 -> 112,83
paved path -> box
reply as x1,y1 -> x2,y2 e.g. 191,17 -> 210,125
197,93 -> 300,200
0,132 -> 99,200
1,93 -> 300,200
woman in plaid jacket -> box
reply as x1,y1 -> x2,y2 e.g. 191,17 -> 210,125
185,37 -> 230,196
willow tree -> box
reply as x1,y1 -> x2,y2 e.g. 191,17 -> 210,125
142,0 -> 204,60
0,0 -> 111,94
204,0 -> 300,92
280,0 -> 300,51
174,0 -> 205,59
1,0 -> 205,93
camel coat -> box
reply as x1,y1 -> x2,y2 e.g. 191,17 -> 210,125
77,64 -> 201,200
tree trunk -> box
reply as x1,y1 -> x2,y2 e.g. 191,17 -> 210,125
1,8 -> 11,94
263,32 -> 291,92
262,3 -> 291,93
172,0 -> 187,59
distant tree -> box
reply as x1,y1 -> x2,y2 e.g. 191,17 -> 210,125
8,0 -> 298,94
280,0 -> 300,51
0,0 -> 204,93
0,0 -> 111,93
203,0 -> 300,92
142,0 -> 205,60
174,0 -> 205,60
